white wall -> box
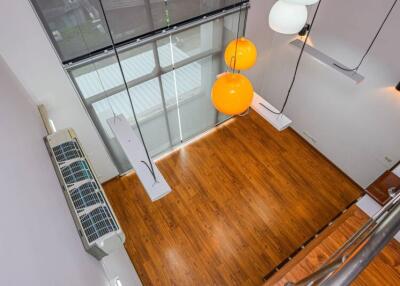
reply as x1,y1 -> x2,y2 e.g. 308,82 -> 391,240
0,0 -> 118,182
0,55 -> 109,286
246,0 -> 400,188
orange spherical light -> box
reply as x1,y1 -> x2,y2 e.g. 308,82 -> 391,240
224,37 -> 257,70
211,73 -> 254,115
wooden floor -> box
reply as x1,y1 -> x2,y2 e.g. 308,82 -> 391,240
103,111 -> 362,286
265,205 -> 400,286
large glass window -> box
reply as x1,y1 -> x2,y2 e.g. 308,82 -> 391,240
68,9 -> 246,173
31,0 -> 247,63
31,0 -> 248,173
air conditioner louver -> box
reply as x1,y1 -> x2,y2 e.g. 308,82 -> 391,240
70,181 -> 104,211
80,206 -> 119,243
46,129 -> 125,260
52,141 -> 83,161
61,160 -> 93,185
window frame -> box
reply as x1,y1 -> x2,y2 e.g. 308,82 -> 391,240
65,4 -> 248,173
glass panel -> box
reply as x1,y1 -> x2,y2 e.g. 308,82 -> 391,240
161,57 -> 217,141
31,0 -> 112,62
128,78 -> 172,156
158,10 -> 244,142
91,88 -> 134,172
70,43 -> 155,99
92,78 -> 172,172
165,0 -> 243,26
103,0 -> 156,43
119,44 -> 156,81
68,8 -> 247,174
31,0 -> 247,62
103,0 -> 246,44
71,53 -> 172,173
71,56 -> 123,99
93,78 -> 171,151
157,20 -> 222,68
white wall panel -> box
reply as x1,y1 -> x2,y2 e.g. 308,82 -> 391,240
0,55 -> 109,286
246,0 -> 400,188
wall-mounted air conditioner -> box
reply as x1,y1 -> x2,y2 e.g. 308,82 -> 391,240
45,128 -> 125,260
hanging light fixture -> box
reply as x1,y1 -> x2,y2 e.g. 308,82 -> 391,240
211,73 -> 254,115
283,0 -> 319,5
224,37 -> 257,70
269,1 -> 308,35
211,3 -> 256,116
261,0 -> 322,118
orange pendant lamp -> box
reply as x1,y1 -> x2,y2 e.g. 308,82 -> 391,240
224,37 -> 257,70
211,5 -> 257,116
211,73 -> 254,115
211,37 -> 257,115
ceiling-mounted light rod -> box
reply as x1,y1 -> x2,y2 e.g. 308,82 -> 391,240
290,39 -> 364,83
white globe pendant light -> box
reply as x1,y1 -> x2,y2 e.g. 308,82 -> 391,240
283,0 -> 319,5
269,1 -> 308,35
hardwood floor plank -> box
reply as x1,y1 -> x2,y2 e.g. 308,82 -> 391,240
104,111 -> 362,285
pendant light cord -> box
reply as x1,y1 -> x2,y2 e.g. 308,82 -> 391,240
334,0 -> 398,72
235,3 -> 251,116
262,0 -> 323,115
232,3 -> 243,73
98,0 -> 157,182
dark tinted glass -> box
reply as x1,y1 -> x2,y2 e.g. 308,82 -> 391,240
163,0 -> 242,25
32,0 -> 246,63
32,0 -> 112,62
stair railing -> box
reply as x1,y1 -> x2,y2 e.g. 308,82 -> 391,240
285,188 -> 400,286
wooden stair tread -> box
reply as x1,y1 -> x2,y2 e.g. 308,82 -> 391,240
263,205 -> 400,286
366,171 -> 400,206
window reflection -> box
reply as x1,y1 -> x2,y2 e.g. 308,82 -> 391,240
32,0 -> 246,62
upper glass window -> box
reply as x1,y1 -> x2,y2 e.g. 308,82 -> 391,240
31,0 -> 247,63
31,0 -> 112,62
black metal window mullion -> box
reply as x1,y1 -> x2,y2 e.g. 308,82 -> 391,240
144,0 -> 174,149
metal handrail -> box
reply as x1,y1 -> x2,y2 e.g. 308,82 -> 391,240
285,257 -> 345,286
285,189 -> 400,286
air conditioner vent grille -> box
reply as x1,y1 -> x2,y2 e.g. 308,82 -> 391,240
70,181 -> 105,211
46,129 -> 125,259
61,160 -> 93,185
52,141 -> 83,162
80,206 -> 118,243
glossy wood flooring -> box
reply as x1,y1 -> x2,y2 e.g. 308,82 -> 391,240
103,111 -> 362,286
265,205 -> 400,286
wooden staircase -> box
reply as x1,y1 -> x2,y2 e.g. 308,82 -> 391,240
263,205 -> 400,286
